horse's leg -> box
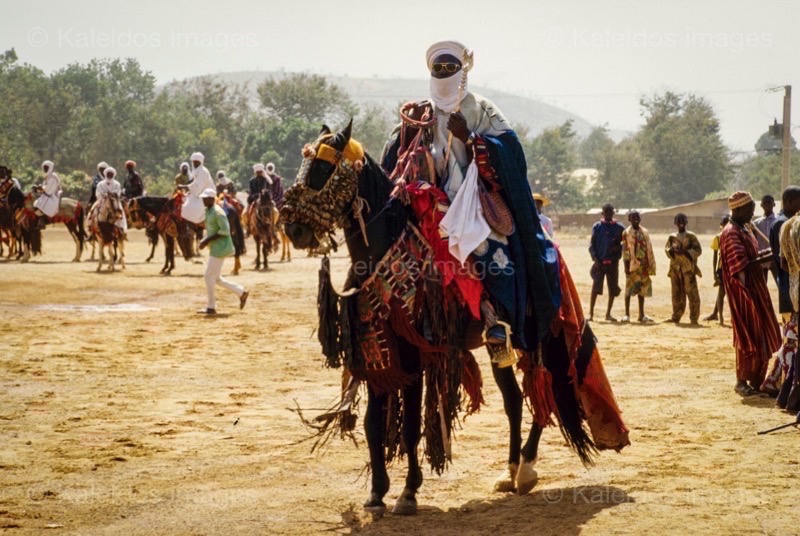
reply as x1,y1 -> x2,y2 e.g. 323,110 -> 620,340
517,422 -> 542,495
392,354 -> 424,516
162,235 -> 173,275
364,388 -> 390,516
255,239 -> 261,270
96,240 -> 104,272
118,234 -> 126,270
68,223 -> 81,262
263,241 -> 269,270
491,363 -> 523,493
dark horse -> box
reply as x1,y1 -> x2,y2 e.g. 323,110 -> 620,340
127,195 -> 193,275
128,194 -> 245,276
246,191 -> 279,271
283,123 -> 427,515
283,121 -> 630,517
0,182 -> 41,262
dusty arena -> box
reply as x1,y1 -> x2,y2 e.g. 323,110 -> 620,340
1,228 -> 798,535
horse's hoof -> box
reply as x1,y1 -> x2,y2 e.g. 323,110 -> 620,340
391,491 -> 417,516
493,463 -> 518,493
516,457 -> 538,496
363,499 -> 386,518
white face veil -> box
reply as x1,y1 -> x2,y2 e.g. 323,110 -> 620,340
426,40 -> 468,113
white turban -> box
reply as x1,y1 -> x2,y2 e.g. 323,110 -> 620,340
266,162 -> 275,173
217,170 -> 231,185
426,40 -> 470,113
97,161 -> 108,171
42,160 -> 54,171
253,163 -> 265,173
190,152 -> 205,164
425,40 -> 467,71
179,162 -> 189,171
104,166 -> 117,179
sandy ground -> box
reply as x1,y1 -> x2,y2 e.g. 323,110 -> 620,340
1,227 -> 799,535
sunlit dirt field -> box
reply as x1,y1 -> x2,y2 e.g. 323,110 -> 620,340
1,226 -> 799,535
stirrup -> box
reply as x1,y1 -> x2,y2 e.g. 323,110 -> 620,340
484,321 -> 517,368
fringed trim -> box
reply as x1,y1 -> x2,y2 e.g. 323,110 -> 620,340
317,257 -> 340,368
460,351 -> 484,415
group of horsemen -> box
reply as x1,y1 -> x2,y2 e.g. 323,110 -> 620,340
0,154 -> 285,249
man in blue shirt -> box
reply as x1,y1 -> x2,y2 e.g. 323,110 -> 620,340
589,203 -> 626,322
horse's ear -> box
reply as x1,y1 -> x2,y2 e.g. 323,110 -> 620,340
319,124 -> 331,136
341,118 -> 353,143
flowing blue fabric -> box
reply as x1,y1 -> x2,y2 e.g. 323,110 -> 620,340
483,131 -> 561,349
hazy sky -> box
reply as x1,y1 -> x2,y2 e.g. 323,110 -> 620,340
3,0 -> 798,151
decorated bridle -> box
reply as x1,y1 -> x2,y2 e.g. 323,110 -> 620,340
280,133 -> 368,245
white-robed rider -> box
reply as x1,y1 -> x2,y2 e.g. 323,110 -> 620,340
95,166 -> 127,231
33,160 -> 61,218
181,152 -> 215,224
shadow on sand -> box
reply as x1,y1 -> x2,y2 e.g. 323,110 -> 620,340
330,485 -> 632,535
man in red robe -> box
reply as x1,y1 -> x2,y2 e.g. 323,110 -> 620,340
720,191 -> 782,396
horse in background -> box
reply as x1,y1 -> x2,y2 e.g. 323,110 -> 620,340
22,189 -> 86,262
0,182 -> 40,262
127,195 -> 193,275
245,191 -> 279,271
219,193 -> 247,275
91,192 -> 125,272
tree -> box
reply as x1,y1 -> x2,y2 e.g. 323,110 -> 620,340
523,120 -> 585,210
639,91 -> 732,205
592,138 -> 657,208
256,73 -> 356,125
737,150 -> 800,200
578,124 -> 615,168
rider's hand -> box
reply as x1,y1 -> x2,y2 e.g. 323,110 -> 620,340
447,112 -> 470,144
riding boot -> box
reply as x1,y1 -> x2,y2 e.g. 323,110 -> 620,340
777,365 -> 793,408
786,383 -> 800,413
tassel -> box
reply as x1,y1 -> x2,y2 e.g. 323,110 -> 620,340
527,364 -> 558,428
460,351 -> 484,415
317,257 -> 340,368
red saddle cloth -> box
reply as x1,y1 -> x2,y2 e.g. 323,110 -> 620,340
404,181 -> 483,320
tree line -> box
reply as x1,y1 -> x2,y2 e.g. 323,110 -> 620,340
1,49 -> 793,210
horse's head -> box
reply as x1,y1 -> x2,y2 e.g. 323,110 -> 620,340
280,120 -> 364,250
126,198 -> 147,229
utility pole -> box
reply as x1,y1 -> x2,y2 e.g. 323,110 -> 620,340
782,85 -> 792,191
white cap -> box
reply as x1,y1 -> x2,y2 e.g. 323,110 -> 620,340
200,188 -> 217,198
253,163 -> 265,173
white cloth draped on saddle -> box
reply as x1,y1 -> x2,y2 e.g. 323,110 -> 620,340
439,159 -> 490,264
182,165 -> 215,224
34,171 -> 61,217
431,92 -> 512,201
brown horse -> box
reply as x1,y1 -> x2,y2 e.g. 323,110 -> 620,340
127,195 -> 193,275
90,193 -> 125,272
245,191 -> 279,270
22,192 -> 86,262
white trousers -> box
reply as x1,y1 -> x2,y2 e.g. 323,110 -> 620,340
205,255 -> 244,310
